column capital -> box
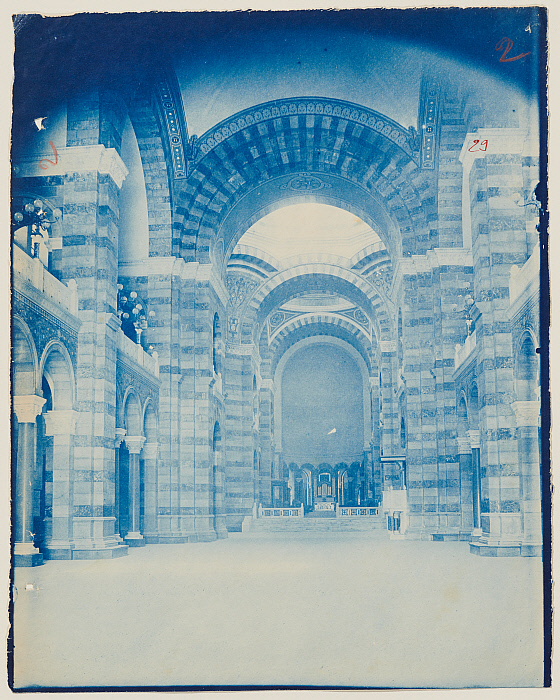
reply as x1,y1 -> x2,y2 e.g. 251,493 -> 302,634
456,436 -> 472,455
115,427 -> 127,448
142,442 -> 159,460
467,429 -> 480,449
125,435 -> 146,454
43,409 -> 78,436
511,401 -> 540,427
13,145 -> 129,188
13,395 -> 46,423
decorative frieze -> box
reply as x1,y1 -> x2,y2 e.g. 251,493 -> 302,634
226,275 -> 259,308
279,174 -> 331,192
154,75 -> 188,180
13,291 -> 79,367
418,75 -> 441,170
196,97 -> 415,162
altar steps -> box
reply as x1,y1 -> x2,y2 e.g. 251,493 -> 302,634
242,515 -> 387,535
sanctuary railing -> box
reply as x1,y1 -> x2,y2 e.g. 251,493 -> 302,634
336,506 -> 379,517
258,504 -> 304,518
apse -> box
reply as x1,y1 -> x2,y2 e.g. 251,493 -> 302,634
281,343 -> 364,465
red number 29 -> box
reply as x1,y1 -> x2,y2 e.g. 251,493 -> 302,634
468,139 -> 488,153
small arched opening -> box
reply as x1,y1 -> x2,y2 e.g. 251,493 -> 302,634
516,333 -> 539,402
36,342 -> 75,557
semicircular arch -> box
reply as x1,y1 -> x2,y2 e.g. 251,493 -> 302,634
245,264 -> 394,341
270,311 -> 372,347
142,398 -> 159,442
219,186 -> 402,269
123,387 -> 143,436
174,97 -> 431,264
12,316 -> 40,396
39,340 -> 76,409
267,316 -> 375,378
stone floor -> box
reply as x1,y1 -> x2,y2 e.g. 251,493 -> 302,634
12,530 -> 544,690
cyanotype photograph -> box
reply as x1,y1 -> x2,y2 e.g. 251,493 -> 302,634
8,3 -> 550,691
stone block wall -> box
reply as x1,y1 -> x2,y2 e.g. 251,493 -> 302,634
468,151 -> 525,547
224,345 -> 260,530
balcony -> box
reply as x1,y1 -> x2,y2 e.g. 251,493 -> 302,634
117,329 -> 159,378
509,244 -> 539,309
13,244 -> 78,316
454,330 -> 477,371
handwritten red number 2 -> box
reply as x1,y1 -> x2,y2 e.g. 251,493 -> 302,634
495,37 -> 530,63
468,139 -> 488,153
39,141 -> 59,170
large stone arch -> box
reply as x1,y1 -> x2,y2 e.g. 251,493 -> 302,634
229,244 -> 282,275
173,97 -> 434,263
269,311 -> 372,348
267,316 -> 375,378
243,264 -> 394,342
218,187 -> 400,268
125,70 -> 185,259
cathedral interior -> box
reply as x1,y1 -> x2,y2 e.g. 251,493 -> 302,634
10,9 -> 546,565
8,8 -> 549,690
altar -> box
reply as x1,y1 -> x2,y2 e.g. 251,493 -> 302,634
314,501 -> 335,512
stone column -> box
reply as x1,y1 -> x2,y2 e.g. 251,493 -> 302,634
258,381 -> 274,507
141,441 -> 159,543
468,430 -> 482,535
288,466 -> 294,506
42,409 -> 78,559
379,341 -> 398,456
457,436 -> 474,537
114,428 -> 126,539
124,435 -> 146,546
363,449 -> 374,504
512,401 -> 542,556
13,395 -> 46,566
369,376 -> 382,502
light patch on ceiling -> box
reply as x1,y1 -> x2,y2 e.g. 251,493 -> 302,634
235,203 -> 383,261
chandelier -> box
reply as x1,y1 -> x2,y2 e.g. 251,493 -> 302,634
117,285 -> 155,349
12,199 -> 62,258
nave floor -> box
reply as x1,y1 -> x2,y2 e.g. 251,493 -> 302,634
12,529 -> 544,689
